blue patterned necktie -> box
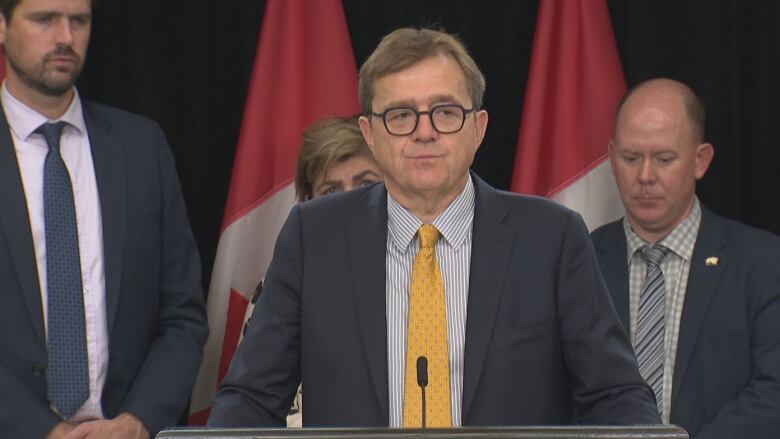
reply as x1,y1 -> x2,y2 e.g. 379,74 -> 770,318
40,121 -> 89,419
636,244 -> 671,415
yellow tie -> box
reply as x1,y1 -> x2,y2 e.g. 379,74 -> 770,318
403,224 -> 452,427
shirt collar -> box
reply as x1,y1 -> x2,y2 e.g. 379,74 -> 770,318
1,81 -> 87,142
387,175 -> 475,252
624,197 -> 702,263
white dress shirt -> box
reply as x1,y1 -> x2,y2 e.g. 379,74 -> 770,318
2,83 -> 108,421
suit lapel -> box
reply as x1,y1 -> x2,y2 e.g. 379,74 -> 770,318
346,185 -> 389,422
595,222 -> 631,331
83,104 -> 126,335
461,176 -> 514,420
0,111 -> 46,345
672,208 -> 726,403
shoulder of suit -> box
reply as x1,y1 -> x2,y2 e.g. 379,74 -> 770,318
82,100 -> 161,131
478,187 -> 592,237
490,187 -> 579,218
591,218 -> 623,241
299,182 -> 381,214
488,185 -> 553,207
702,206 -> 780,252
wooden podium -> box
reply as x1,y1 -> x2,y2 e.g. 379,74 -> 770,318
157,425 -> 688,439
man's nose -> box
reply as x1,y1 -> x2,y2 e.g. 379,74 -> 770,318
638,159 -> 656,184
54,19 -> 76,46
411,112 -> 437,141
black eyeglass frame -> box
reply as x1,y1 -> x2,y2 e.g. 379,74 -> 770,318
369,104 -> 476,136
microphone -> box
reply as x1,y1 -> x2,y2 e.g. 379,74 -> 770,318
416,356 -> 428,428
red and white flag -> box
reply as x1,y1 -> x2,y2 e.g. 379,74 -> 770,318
189,0 -> 360,423
511,0 -> 626,230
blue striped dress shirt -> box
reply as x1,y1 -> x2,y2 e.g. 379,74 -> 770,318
385,176 -> 475,427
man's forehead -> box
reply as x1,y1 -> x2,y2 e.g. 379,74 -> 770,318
614,126 -> 693,155
378,93 -> 464,109
617,107 -> 691,142
15,0 -> 91,13
371,55 -> 470,109
630,106 -> 673,125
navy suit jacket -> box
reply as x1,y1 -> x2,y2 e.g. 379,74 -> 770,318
208,175 -> 660,427
0,102 -> 208,437
591,207 -> 780,438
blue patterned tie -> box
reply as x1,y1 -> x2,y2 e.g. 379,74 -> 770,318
40,121 -> 89,419
636,244 -> 670,415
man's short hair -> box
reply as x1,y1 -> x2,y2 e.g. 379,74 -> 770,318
294,115 -> 372,202
358,27 -> 486,115
0,0 -> 24,19
0,0 -> 98,21
616,78 -> 706,143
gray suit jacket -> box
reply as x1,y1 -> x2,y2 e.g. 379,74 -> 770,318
209,174 -> 660,427
591,208 -> 780,438
0,102 -> 208,438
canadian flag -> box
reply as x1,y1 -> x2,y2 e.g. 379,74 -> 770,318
188,0 -> 360,423
511,0 -> 625,231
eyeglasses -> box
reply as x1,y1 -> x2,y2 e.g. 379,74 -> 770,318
370,104 -> 475,136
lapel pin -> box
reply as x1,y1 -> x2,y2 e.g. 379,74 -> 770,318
705,256 -> 719,266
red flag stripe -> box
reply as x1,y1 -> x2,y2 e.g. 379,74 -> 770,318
511,0 -> 625,200
221,0 -> 359,229
218,290 -> 250,384
187,408 -> 210,427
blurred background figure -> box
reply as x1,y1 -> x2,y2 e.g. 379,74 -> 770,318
246,114 -> 383,427
295,115 -> 383,202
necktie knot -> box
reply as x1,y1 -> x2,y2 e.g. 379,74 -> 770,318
37,121 -> 68,151
640,244 -> 670,268
418,224 -> 441,249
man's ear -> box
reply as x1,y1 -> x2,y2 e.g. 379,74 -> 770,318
358,115 -> 375,154
694,142 -> 714,180
472,109 -> 488,153
608,139 -> 618,175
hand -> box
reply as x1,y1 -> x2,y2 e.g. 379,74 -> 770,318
47,421 -> 77,439
63,413 -> 150,439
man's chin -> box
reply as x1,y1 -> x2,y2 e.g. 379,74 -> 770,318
36,78 -> 78,97
629,212 -> 672,234
33,68 -> 81,95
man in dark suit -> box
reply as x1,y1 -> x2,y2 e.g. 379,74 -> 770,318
208,27 -> 659,428
0,0 -> 208,437
591,78 -> 780,438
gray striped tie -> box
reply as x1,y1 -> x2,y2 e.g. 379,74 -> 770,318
636,244 -> 670,415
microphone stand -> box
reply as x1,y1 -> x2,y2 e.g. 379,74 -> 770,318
416,356 -> 428,428
421,384 -> 426,428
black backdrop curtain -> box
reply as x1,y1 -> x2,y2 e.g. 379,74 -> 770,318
76,1 -> 780,292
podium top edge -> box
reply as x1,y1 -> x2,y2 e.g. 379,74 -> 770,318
158,425 -> 688,439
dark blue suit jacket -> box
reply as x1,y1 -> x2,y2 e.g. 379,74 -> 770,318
591,207 -> 780,438
208,175 -> 660,427
0,102 -> 208,437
